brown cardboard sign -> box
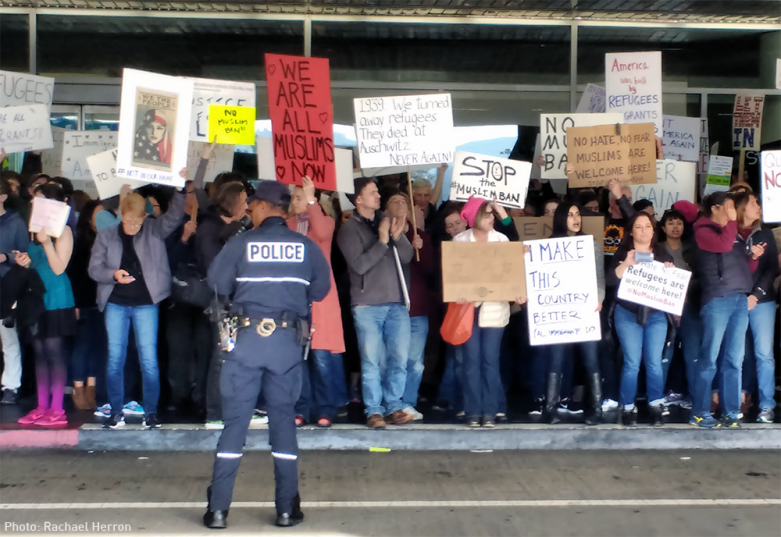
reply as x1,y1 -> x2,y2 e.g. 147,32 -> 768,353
441,242 -> 526,303
512,216 -> 605,242
567,122 -> 656,187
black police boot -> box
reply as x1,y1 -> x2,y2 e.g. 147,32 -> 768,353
545,372 -> 561,425
203,486 -> 228,529
276,493 -> 304,527
584,373 -> 603,426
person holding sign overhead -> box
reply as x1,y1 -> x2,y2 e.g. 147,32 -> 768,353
15,184 -> 77,428
543,202 -> 606,426
607,211 -> 675,427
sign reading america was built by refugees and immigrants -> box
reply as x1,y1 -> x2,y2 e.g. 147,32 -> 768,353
605,51 -> 663,136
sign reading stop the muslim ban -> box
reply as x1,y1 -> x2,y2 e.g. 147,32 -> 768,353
618,261 -> 692,316
354,94 -> 454,169
762,151 -> 781,224
265,53 -> 336,190
605,51 -> 663,136
207,105 -> 255,145
525,236 -> 601,346
449,152 -> 531,209
567,123 -> 656,188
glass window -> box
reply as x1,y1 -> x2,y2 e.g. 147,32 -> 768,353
0,14 -> 29,72
50,105 -> 79,130
37,16 -> 303,79
84,105 -> 119,131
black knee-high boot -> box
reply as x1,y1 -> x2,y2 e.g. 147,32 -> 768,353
585,373 -> 603,426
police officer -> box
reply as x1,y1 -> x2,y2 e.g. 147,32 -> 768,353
203,181 -> 331,529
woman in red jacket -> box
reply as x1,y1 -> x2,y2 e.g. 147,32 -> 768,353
288,176 -> 347,428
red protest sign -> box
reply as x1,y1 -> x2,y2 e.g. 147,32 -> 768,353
265,53 -> 336,190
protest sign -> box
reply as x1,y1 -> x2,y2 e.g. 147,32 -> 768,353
567,122 -> 656,188
704,155 -> 733,196
0,104 -> 54,153
617,261 -> 692,316
207,105 -> 255,145
28,197 -> 71,238
605,51 -> 663,135
761,150 -> 781,223
661,116 -> 700,162
576,84 -> 606,113
186,141 -> 235,183
41,127 -> 66,177
265,53 -> 336,190
0,70 -> 55,113
513,216 -> 604,242
629,160 -> 696,217
88,148 -> 148,199
540,113 -> 622,179
732,94 -> 765,151
61,131 -> 118,181
441,242 -> 526,303
777,59 -> 781,90
117,69 -> 193,188
697,118 -> 709,179
335,147 -> 355,194
256,136 -> 275,180
449,152 -> 531,209
188,77 -> 256,142
353,93 -> 454,170
524,236 -> 601,346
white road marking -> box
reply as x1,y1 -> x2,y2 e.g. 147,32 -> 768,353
1,499 -> 779,510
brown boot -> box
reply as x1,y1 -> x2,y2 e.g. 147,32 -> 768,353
84,385 -> 97,410
72,385 -> 89,410
385,410 -> 414,425
366,414 -> 387,429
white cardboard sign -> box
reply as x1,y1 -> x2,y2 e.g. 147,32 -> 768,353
0,104 -> 54,153
525,236 -> 602,346
630,160 -> 697,217
576,84 -> 607,113
704,155 -> 733,196
353,93 -> 454,169
29,197 -> 71,238
540,113 -> 623,180
188,77 -> 256,142
617,261 -> 692,316
761,150 -> 781,223
61,131 -> 118,181
186,141 -> 235,183
88,148 -> 148,199
449,151 -> 531,209
605,51 -> 663,136
661,115 -> 700,163
116,68 -> 194,188
0,70 -> 55,113
41,127 -> 66,177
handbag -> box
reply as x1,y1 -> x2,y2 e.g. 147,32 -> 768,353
440,302 -> 475,346
171,264 -> 213,309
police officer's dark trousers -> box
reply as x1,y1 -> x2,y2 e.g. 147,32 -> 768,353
208,325 -> 304,514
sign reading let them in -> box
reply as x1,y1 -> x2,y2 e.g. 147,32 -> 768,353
567,123 -> 656,188
208,105 -> 255,146
265,53 -> 336,190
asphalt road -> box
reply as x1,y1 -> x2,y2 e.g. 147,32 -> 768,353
1,450 -> 779,536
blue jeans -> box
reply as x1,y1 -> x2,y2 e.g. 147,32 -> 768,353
743,301 -> 776,411
303,350 -> 348,420
352,304 -> 411,417
72,307 -> 106,382
439,344 -> 463,413
461,316 -> 504,418
549,341 -> 599,378
105,303 -> 160,417
614,305 -> 668,408
694,294 -> 749,418
402,316 -> 428,409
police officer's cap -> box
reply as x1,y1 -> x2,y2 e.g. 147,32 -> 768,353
247,180 -> 291,206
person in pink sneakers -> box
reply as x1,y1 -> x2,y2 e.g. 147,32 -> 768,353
16,184 -> 77,428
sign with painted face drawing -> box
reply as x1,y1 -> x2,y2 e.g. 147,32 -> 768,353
618,261 -> 691,316
605,51 -> 663,136
354,93 -> 454,169
524,236 -> 601,346
761,151 -> 781,224
661,116 -> 700,163
449,152 -> 531,209
629,160 -> 697,217
540,113 -> 622,180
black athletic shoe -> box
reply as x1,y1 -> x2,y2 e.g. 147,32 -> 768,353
203,509 -> 228,529
621,407 -> 638,426
144,413 -> 161,429
1,388 -> 18,405
276,493 -> 304,527
103,414 -> 125,429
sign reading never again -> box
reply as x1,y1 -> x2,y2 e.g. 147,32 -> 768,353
629,160 -> 697,217
449,152 -> 532,209
265,53 -> 336,190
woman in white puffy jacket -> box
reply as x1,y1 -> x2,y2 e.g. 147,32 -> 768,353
453,197 -> 527,428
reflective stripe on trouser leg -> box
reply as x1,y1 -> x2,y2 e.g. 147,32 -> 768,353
209,359 -> 262,511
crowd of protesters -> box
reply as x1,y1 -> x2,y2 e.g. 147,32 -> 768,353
1,144 -> 779,430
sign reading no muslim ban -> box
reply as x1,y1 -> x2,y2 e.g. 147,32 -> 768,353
733,94 -> 765,151
353,93 -> 454,169
539,113 -> 623,179
761,151 -> 781,224
449,152 -> 532,209
566,122 -> 657,188
0,104 -> 54,153
187,77 -> 256,142
605,51 -> 663,136
524,236 -> 601,346
629,160 -> 697,217
0,70 -> 55,113
617,261 -> 692,316
661,115 -> 700,163
265,53 -> 336,190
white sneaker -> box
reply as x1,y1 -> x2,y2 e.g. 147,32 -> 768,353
403,406 -> 424,421
249,411 -> 269,428
601,399 -> 619,412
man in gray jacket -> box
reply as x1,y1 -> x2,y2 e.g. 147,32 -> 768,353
337,178 -> 415,428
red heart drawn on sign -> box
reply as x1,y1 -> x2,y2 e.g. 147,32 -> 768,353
319,112 -> 329,124
276,166 -> 286,180
268,64 -> 277,75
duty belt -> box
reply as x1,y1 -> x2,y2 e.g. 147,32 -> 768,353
244,313 -> 301,337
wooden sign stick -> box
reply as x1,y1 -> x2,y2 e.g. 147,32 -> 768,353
407,166 -> 420,262
737,149 -> 746,184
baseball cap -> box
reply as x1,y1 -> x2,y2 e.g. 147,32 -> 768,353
247,180 -> 292,206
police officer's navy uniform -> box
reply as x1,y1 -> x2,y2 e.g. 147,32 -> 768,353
204,181 -> 330,527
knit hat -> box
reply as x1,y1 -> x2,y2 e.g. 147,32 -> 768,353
460,196 -> 487,228
672,200 -> 699,223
